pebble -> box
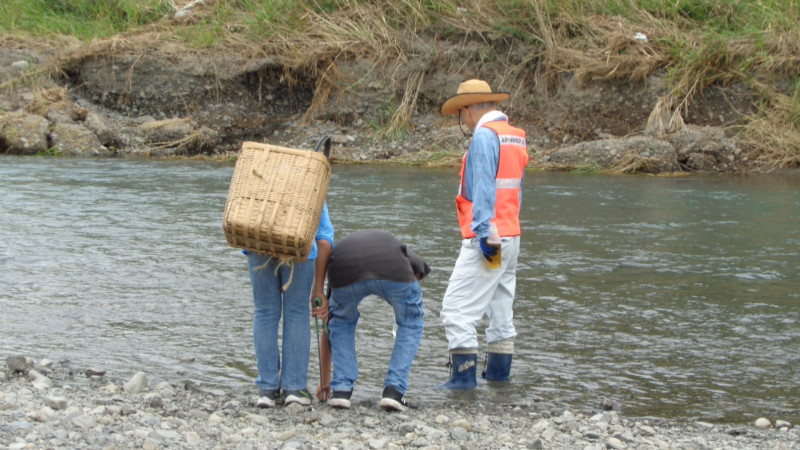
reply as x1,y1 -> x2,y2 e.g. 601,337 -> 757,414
10,60 -> 30,71
1,360 -> 799,449
755,417 -> 772,429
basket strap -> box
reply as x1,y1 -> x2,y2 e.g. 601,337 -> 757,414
314,136 -> 331,159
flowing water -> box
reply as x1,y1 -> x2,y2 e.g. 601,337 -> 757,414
1,157 -> 798,423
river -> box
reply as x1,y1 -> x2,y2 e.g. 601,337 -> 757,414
1,156 -> 798,423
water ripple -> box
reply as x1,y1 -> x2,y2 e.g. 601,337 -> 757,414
1,159 -> 799,423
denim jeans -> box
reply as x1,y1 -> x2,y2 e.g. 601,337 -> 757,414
247,253 -> 315,392
328,279 -> 424,395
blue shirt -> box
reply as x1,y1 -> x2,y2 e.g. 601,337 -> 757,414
308,202 -> 334,260
462,119 -> 502,239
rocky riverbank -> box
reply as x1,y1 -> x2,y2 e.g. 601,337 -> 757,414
2,356 -> 798,450
0,33 -> 771,174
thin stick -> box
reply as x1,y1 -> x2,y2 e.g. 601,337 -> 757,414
314,297 -> 323,386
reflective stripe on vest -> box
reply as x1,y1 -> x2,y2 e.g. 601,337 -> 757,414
456,120 -> 528,238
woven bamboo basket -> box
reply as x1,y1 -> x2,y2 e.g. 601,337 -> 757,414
222,138 -> 331,261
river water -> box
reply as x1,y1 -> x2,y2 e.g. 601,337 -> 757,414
1,157 -> 798,423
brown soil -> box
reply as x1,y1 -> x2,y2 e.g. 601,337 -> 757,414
0,34 -> 767,173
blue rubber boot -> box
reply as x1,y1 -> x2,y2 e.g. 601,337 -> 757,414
481,352 -> 513,381
438,352 -> 478,390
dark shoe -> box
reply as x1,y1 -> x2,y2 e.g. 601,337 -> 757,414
256,389 -> 281,408
379,385 -> 410,412
482,352 -> 513,381
328,390 -> 352,409
438,352 -> 478,390
284,389 -> 312,406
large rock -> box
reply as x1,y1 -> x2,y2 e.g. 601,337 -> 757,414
49,122 -> 110,156
123,371 -> 148,394
139,117 -> 195,144
5,355 -> 29,374
546,136 -> 679,173
83,110 -> 120,149
666,125 -> 746,172
0,112 -> 50,155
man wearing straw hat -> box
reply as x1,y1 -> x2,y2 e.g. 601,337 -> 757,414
438,79 -> 529,389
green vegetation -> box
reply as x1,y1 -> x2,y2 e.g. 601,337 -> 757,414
0,0 -> 171,39
1,0 -> 798,167
37,146 -> 62,157
572,160 -> 604,175
367,101 -> 408,142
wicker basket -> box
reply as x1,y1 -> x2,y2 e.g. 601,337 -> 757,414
222,138 -> 331,261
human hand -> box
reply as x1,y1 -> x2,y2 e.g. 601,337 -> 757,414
479,237 -> 498,261
316,383 -> 331,402
311,295 -> 329,323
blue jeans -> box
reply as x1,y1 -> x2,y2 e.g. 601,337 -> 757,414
328,279 -> 424,395
247,253 -> 315,392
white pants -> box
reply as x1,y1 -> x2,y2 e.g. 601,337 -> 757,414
440,236 -> 520,351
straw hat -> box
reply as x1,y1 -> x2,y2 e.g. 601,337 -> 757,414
440,79 -> 510,116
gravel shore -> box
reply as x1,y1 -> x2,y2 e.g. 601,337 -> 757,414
2,357 -> 798,450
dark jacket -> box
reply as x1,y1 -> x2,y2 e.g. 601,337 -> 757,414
327,230 -> 430,289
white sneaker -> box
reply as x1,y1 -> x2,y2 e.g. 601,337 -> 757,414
379,386 -> 410,412
328,390 -> 352,409
256,390 -> 281,408
284,389 -> 312,406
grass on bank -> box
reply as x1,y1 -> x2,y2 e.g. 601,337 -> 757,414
1,0 -> 799,168
0,0 -> 171,40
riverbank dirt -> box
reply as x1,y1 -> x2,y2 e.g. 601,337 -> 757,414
2,357 -> 798,450
0,28 -> 770,174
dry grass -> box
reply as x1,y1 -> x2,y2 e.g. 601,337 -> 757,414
3,0 -> 799,167
529,3 -> 800,168
540,12 -> 668,81
21,86 -> 68,115
146,129 -> 206,151
610,152 -> 651,174
376,71 -> 425,142
742,87 -> 800,168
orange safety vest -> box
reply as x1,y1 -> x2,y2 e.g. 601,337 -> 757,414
456,120 -> 528,239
